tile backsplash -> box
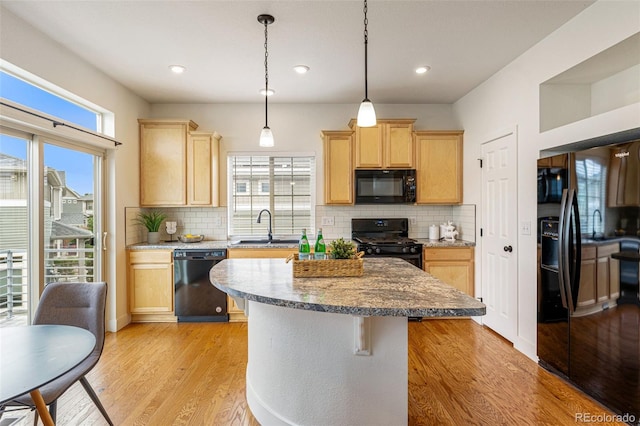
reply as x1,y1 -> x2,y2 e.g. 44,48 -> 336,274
316,204 -> 475,241
125,206 -> 228,245
126,204 -> 476,245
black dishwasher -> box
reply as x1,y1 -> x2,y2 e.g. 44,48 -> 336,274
174,248 -> 228,322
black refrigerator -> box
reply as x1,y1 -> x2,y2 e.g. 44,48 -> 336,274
537,134 -> 640,423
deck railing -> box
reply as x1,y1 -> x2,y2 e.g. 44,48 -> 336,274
0,248 -> 95,322
0,249 -> 28,320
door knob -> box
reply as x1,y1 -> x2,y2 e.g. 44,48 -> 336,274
503,245 -> 513,252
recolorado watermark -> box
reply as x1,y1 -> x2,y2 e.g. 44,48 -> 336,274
575,412 -> 636,424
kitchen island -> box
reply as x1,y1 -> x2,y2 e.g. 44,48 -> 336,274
210,257 -> 485,425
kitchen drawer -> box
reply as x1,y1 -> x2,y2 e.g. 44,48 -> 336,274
424,247 -> 473,262
596,242 -> 619,258
581,246 -> 597,260
128,250 -> 173,264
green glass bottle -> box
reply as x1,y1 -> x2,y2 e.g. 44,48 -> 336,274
299,228 -> 311,260
314,228 -> 326,260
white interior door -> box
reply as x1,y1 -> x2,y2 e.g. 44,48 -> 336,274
481,128 -> 518,342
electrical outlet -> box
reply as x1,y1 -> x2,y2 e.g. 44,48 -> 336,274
213,217 -> 222,226
321,216 -> 335,226
521,221 -> 531,235
409,217 -> 417,225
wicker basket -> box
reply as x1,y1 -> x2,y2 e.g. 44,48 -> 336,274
286,252 -> 365,277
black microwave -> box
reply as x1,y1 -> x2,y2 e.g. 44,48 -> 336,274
355,169 -> 416,204
537,167 -> 567,204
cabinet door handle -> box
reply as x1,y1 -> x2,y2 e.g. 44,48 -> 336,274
503,245 -> 513,252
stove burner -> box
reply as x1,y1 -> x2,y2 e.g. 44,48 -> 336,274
353,236 -> 418,245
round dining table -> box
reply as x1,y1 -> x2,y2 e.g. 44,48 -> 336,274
0,325 -> 96,426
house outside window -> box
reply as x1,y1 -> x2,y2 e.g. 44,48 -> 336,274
228,155 -> 315,237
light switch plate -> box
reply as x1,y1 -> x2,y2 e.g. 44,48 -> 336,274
321,216 -> 335,226
521,221 -> 531,235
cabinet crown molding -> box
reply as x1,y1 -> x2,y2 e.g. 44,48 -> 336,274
138,118 -> 199,131
348,118 -> 416,129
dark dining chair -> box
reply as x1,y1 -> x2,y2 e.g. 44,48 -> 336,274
4,282 -> 113,425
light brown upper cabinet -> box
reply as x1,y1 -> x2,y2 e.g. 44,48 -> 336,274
139,119 -> 221,207
348,119 -> 415,169
414,131 -> 464,204
188,131 -> 220,206
322,130 -> 354,205
607,141 -> 640,207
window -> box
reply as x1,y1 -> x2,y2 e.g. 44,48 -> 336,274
236,182 -> 247,193
228,155 -> 315,237
575,156 -> 606,235
0,64 -> 107,325
1,70 -> 100,131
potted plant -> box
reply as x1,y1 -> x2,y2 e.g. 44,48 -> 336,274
135,210 -> 167,243
328,238 -> 356,259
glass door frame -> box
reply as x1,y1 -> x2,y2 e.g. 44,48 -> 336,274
1,128 -> 105,324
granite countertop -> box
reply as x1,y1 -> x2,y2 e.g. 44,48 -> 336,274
209,257 -> 486,318
128,238 -> 476,250
128,241 -> 230,250
581,236 -> 640,246
416,238 -> 475,248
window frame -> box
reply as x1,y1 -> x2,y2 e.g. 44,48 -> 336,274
227,152 -> 316,238
574,155 -> 607,236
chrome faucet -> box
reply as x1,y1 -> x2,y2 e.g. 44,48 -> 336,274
257,209 -> 273,241
592,209 -> 602,239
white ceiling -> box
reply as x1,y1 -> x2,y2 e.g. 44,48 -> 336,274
2,0 -> 595,105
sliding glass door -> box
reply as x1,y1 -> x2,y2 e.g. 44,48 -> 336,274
0,131 -> 29,325
0,130 -> 103,325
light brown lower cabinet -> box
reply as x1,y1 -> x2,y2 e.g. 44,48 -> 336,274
226,248 -> 298,322
423,247 -> 475,297
576,243 -> 620,316
128,249 -> 176,323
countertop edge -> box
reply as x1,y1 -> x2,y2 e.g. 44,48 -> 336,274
215,283 -> 485,317
210,258 -> 486,318
128,238 -> 476,250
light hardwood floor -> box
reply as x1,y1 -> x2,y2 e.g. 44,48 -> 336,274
4,319 -> 626,425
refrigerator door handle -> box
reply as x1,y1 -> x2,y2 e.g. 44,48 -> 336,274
557,189 -> 569,310
561,188 -> 581,313
566,189 -> 581,313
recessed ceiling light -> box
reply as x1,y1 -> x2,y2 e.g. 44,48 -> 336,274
415,66 -> 431,74
169,65 -> 186,74
293,65 -> 310,74
259,88 -> 275,96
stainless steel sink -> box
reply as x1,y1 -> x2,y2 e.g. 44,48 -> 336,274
231,238 -> 299,245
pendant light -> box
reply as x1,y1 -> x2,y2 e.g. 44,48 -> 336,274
357,0 -> 376,127
258,14 -> 275,147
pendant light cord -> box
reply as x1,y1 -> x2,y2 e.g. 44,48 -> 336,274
264,20 -> 269,127
363,0 -> 369,101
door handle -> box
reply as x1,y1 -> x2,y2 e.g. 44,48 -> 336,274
503,245 -> 513,252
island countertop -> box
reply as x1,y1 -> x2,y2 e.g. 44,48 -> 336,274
209,257 -> 485,317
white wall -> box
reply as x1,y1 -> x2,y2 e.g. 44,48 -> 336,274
453,0 -> 640,360
0,7 -> 150,331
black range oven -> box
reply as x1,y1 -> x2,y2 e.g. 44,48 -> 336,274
352,218 -> 422,269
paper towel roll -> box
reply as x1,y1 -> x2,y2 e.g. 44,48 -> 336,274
429,225 -> 439,240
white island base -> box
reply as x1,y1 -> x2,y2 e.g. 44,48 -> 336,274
246,300 -> 408,426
